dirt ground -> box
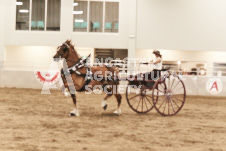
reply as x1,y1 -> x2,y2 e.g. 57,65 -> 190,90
0,88 -> 226,151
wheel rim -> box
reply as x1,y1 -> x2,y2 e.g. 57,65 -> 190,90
152,73 -> 186,116
126,84 -> 154,113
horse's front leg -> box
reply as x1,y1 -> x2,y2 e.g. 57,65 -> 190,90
69,94 -> 80,116
60,69 -> 70,97
61,70 -> 80,116
61,84 -> 70,97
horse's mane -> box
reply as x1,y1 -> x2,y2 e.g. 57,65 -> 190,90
65,40 -> 81,59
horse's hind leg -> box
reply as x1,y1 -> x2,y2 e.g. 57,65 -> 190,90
102,84 -> 122,115
113,84 -> 122,115
113,94 -> 122,115
102,87 -> 113,110
69,94 -> 80,116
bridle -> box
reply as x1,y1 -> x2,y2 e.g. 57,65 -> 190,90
57,43 -> 91,74
57,42 -> 81,64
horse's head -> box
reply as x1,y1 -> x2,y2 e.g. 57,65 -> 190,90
53,40 -> 71,62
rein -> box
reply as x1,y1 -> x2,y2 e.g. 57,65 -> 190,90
60,42 -> 92,79
66,58 -> 82,64
63,54 -> 91,76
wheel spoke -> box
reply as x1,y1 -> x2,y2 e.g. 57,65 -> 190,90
171,80 -> 181,92
174,93 -> 184,98
157,94 -> 165,101
162,98 -> 168,114
171,78 -> 175,90
159,83 -> 165,91
146,95 -> 153,106
131,96 -> 140,106
146,95 -> 152,99
171,98 -> 180,109
128,94 -> 140,100
136,97 -> 142,110
142,97 -> 144,112
168,76 -> 171,90
173,96 -> 184,103
158,85 -> 165,93
170,98 -> 175,113
157,97 -> 167,110
156,88 -> 165,94
168,97 -> 170,115
144,97 -> 149,111
171,87 -> 184,94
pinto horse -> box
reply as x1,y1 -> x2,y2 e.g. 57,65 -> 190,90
53,40 -> 122,116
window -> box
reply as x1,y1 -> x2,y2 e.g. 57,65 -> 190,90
32,0 -> 45,31
16,0 -> 61,31
213,63 -> 226,76
47,0 -> 61,31
105,2 -> 119,33
73,0 -> 119,33
73,1 -> 88,32
89,2 -> 103,32
16,0 -> 30,30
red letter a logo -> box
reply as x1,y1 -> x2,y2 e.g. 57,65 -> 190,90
209,81 -> 218,91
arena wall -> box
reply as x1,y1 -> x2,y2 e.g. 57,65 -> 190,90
0,69 -> 225,96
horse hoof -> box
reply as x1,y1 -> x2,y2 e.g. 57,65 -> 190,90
64,92 -> 70,97
103,104 -> 107,110
69,109 -> 80,116
113,109 -> 121,115
102,100 -> 107,110
69,113 -> 76,116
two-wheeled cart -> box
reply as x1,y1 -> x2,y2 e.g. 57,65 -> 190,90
125,71 -> 186,116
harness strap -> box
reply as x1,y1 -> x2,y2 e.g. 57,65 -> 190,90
77,67 -> 93,92
62,66 -> 93,92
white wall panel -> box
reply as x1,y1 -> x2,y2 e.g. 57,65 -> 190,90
0,0 -> 6,60
137,0 -> 226,51
4,46 -> 94,70
136,49 -> 226,63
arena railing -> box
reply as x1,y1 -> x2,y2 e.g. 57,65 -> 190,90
1,60 -> 226,76
1,60 -> 226,96
0,60 -> 53,71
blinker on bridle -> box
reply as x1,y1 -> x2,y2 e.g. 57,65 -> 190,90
57,42 -> 81,63
62,42 -> 70,48
57,43 -> 70,51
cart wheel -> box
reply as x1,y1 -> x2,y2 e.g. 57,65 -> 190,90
152,73 -> 186,116
126,83 -> 154,113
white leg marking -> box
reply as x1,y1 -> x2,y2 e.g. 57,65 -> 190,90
69,108 -> 80,116
61,85 -> 70,97
63,89 -> 70,97
102,100 -> 107,110
113,107 -> 121,115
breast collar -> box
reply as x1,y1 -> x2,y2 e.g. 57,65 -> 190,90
63,54 -> 92,77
